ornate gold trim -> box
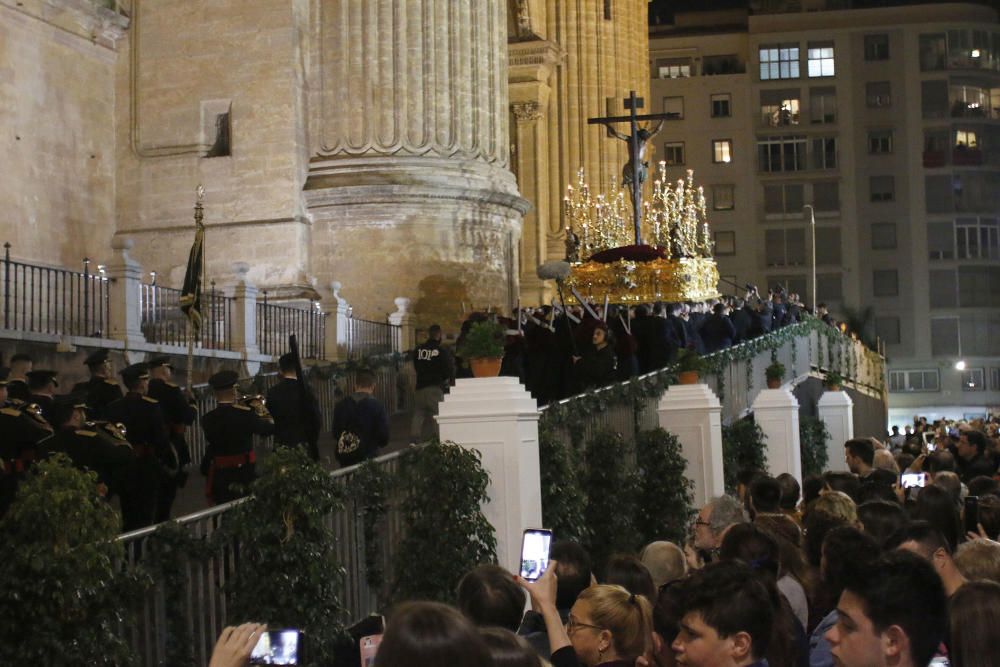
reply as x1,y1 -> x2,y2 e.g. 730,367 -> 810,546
565,257 -> 721,304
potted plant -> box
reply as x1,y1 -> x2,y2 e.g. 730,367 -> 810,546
460,320 -> 505,377
824,370 -> 843,391
765,361 -> 785,389
675,347 -> 705,385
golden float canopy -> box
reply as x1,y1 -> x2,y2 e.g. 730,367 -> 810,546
561,166 -> 721,304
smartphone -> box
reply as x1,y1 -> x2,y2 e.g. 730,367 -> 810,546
965,496 -> 980,535
922,432 -> 935,446
520,528 -> 553,581
250,630 -> 300,666
360,634 -> 382,667
900,472 -> 927,489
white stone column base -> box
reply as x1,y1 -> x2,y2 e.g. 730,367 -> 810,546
818,390 -> 854,473
752,388 -> 803,481
657,383 -> 725,507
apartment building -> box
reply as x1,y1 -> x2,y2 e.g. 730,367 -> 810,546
649,2 -> 1000,422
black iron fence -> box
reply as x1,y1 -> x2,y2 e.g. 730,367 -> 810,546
345,313 -> 398,359
138,280 -> 234,350
1,243 -> 111,338
256,292 -> 326,359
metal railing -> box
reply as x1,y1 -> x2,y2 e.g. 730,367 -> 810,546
256,293 -> 326,359
1,243 -> 112,337
118,448 -> 413,667
138,280 -> 234,350
344,314 -> 399,359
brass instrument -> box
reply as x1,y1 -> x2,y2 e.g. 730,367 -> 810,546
238,394 -> 271,419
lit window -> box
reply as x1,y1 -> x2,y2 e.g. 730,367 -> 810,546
955,129 -> 978,148
759,43 -> 800,80
713,139 -> 733,163
807,42 -> 835,77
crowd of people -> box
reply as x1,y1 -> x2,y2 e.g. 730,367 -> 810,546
209,421 -> 1000,667
458,288 -> 835,404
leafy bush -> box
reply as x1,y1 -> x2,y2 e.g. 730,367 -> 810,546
675,347 -> 706,373
459,320 -> 505,359
765,361 -> 786,382
799,416 -> 831,477
393,441 -> 497,602
0,455 -> 146,666
824,370 -> 843,388
636,428 -> 695,545
582,429 -> 641,571
223,447 -> 348,667
347,459 -> 390,607
539,425 -> 589,543
721,418 -> 768,494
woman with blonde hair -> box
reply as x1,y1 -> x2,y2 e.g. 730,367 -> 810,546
519,561 -> 653,667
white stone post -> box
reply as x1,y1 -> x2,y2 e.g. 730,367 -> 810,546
230,262 -> 259,358
818,390 -> 854,473
752,388 -> 803,481
105,237 -> 146,347
321,281 -> 351,361
436,377 -> 542,574
657,384 -> 725,507
387,297 -> 416,352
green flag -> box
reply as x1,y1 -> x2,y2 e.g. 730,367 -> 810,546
179,224 -> 204,334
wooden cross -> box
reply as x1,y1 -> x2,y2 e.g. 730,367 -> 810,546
588,90 -> 672,245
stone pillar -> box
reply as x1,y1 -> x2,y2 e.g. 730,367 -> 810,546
230,262 -> 259,358
657,384 -> 725,507
752,388 -> 803,481
818,390 -> 854,473
321,281 -> 351,361
437,377 -> 542,574
105,237 -> 146,348
305,0 -> 529,329
388,297 -> 416,353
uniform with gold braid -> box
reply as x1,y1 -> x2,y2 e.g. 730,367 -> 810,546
562,166 -> 721,304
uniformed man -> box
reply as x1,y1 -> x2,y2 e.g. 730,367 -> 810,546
105,363 -> 175,530
41,394 -> 134,503
5,353 -> 32,402
265,352 -> 321,461
146,355 -> 197,515
71,349 -> 123,420
25,369 -> 59,420
201,370 -> 274,505
0,368 -> 54,517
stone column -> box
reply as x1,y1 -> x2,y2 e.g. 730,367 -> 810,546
305,0 -> 529,329
657,384 -> 725,507
230,262 -> 260,358
105,237 -> 146,348
387,297 -> 416,353
752,388 -> 803,481
437,377 -> 542,574
320,281 -> 351,361
818,390 -> 854,473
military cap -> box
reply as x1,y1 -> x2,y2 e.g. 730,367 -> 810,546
10,353 -> 32,364
119,363 -> 150,386
84,349 -> 111,367
26,369 -> 59,389
147,355 -> 174,369
48,392 -> 88,427
208,369 -> 239,390
0,367 -> 9,386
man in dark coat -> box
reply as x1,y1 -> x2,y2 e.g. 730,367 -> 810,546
729,298 -> 752,344
332,370 -> 390,467
5,353 -> 32,402
634,304 -> 672,373
71,349 -> 123,421
0,369 -> 53,517
26,369 -> 59,421
147,355 -> 198,517
200,370 -> 275,505
701,303 -> 737,354
265,353 -> 322,461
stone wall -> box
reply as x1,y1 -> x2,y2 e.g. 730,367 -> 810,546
0,0 -> 126,268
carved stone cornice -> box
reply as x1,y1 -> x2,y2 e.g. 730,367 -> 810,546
1,0 -> 130,48
508,39 -> 564,85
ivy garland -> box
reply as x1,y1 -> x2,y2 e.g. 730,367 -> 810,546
791,335 -> 797,371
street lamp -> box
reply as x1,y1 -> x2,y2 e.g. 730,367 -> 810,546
803,205 -> 817,311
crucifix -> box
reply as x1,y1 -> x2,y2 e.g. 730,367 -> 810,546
588,90 -> 671,245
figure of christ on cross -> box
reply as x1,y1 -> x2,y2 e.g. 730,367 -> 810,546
588,90 -> 672,245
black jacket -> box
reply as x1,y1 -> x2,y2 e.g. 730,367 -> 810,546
71,377 -> 123,421
266,377 -> 322,453
414,339 -> 454,390
701,313 -> 737,353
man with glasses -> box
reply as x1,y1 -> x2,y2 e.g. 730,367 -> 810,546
691,495 -> 748,565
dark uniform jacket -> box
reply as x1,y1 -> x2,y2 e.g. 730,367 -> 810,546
147,378 -> 197,466
105,393 -> 173,465
200,402 -> 274,503
71,377 -> 123,421
29,393 -> 55,423
0,401 -> 53,516
574,344 -> 617,391
266,377 -> 322,453
701,313 -> 737,354
633,313 -> 673,373
414,339 -> 454,390
6,379 -> 30,402
42,423 -> 134,496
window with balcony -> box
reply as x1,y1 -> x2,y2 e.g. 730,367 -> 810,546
812,137 -> 837,169
807,42 -> 835,77
950,84 -> 995,119
712,184 -> 735,210
864,34 -> 890,61
876,316 -> 901,345
758,137 -> 806,172
919,33 -> 947,71
760,89 -> 800,126
663,96 -> 684,119
764,184 -> 804,215
712,139 -> 733,163
703,55 -> 745,76
765,228 -> 806,266
866,81 -> 892,108
813,181 -> 839,212
711,93 -> 732,118
809,87 -> 837,124
889,369 -> 940,392
953,129 -> 982,165
663,141 -> 685,166
871,222 -> 897,249
760,43 -> 800,80
870,175 -> 895,202
956,216 -> 1000,259
656,57 -> 691,79
928,221 -> 955,260
868,130 -> 894,154
873,269 -> 899,296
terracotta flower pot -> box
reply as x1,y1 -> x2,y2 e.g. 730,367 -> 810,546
678,370 -> 700,385
767,377 -> 781,389
470,357 -> 503,378
826,383 -> 841,392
